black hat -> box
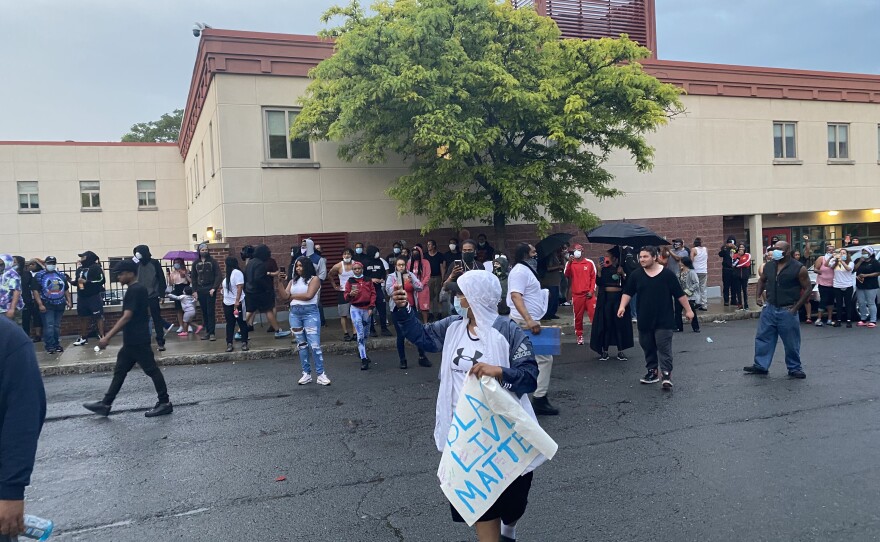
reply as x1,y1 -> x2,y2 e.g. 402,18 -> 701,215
113,259 -> 139,275
45,256 -> 57,264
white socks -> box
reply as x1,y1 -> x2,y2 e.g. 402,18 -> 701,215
500,522 -> 517,540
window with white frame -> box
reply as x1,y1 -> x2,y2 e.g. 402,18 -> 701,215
195,155 -> 201,195
773,122 -> 797,159
17,181 -> 39,210
264,108 -> 311,160
827,123 -> 849,159
201,142 -> 208,185
137,180 -> 157,208
80,181 -> 101,209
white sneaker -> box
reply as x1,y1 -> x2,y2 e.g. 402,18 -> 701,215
297,372 -> 312,385
73,337 -> 88,346
176,326 -> 185,333
316,373 -> 331,386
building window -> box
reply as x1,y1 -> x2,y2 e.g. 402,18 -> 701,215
79,181 -> 101,209
828,123 -> 849,159
201,143 -> 208,186
773,122 -> 797,159
17,181 -> 39,210
209,121 -> 216,176
264,108 -> 311,160
137,180 -> 157,208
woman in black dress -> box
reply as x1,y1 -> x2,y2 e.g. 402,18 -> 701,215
590,249 -> 635,361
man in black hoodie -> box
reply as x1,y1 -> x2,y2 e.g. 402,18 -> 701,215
133,245 -> 168,351
72,250 -> 105,347
0,318 -> 46,539
191,243 -> 222,341
363,245 -> 391,336
244,245 -> 289,338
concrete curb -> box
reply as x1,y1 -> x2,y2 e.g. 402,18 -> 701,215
41,310 -> 759,377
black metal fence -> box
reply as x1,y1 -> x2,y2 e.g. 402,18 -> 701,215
53,260 -> 176,308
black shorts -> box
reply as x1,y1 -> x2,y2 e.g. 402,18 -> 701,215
246,291 -> 275,312
449,471 -> 533,524
76,294 -> 104,317
818,285 -> 835,309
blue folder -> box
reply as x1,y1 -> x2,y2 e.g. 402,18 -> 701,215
524,327 -> 561,356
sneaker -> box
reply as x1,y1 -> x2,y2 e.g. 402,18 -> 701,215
274,330 -> 291,338
418,355 -> 432,368
698,306 -> 708,311
661,371 -> 673,389
640,369 -> 659,384
361,358 -> 370,370
832,321 -> 841,327
631,318 -> 638,323
788,370 -> 806,379
531,395 -> 560,415
814,320 -> 824,327
177,331 -> 189,337
298,372 -> 312,385
73,336 -> 88,346
399,359 -> 408,370
266,326 -> 276,333
83,401 -> 111,416
857,321 -> 866,327
576,334 -> 584,345
56,346 -> 64,353
381,328 -> 392,337
599,351 -> 610,361
157,344 -> 166,351
226,344 -> 233,352
743,365 -> 769,375
145,402 -> 173,417
176,326 -> 185,333
868,323 -> 877,328
343,333 -> 352,342
241,342 -> 249,351
195,325 -> 204,334
316,373 -> 331,386
616,352 -> 628,361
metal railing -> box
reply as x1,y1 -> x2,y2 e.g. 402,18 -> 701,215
49,260 -> 176,309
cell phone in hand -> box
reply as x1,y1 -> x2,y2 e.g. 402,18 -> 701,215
454,260 -> 463,268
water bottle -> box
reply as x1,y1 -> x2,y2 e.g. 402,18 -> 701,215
21,515 -> 54,540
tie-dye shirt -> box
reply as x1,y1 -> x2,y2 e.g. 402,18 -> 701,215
0,254 -> 23,311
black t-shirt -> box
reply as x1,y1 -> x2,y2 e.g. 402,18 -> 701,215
425,251 -> 444,276
855,258 -> 880,290
76,264 -> 105,297
624,267 -> 685,332
719,247 -> 734,269
122,282 -> 151,345
363,259 -> 386,281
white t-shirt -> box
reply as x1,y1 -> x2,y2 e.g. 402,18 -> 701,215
506,264 -> 548,322
221,269 -> 244,306
289,276 -> 319,305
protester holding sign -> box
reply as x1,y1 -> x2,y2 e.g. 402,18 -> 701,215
392,270 -> 552,542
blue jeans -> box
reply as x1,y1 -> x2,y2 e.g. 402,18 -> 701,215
289,304 -> 325,375
350,306 -> 371,359
753,304 -> 802,372
41,307 -> 65,351
392,317 -> 424,362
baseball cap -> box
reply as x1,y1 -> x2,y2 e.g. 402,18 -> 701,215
45,256 -> 57,264
113,259 -> 139,274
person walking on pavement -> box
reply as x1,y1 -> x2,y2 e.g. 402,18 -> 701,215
31,256 -> 72,354
564,244 -> 597,345
0,317 -> 46,540
853,246 -> 880,327
391,270 -> 542,542
84,259 -> 173,417
590,249 -> 633,360
508,243 -> 558,415
132,245 -> 168,351
345,260 -> 377,370
617,246 -> 693,390
744,241 -> 811,378
690,238 -> 709,310
71,251 -> 106,346
191,244 -> 221,340
719,237 -> 737,307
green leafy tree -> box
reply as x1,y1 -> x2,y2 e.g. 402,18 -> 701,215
121,108 -> 184,143
295,0 -> 683,249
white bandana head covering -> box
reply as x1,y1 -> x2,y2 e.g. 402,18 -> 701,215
456,270 -> 500,338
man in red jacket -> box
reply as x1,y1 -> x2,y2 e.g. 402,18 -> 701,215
564,244 -> 597,345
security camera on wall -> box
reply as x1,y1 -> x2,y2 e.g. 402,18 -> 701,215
192,22 -> 212,38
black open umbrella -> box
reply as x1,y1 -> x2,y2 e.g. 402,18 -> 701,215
586,223 -> 670,247
536,232 -> 574,259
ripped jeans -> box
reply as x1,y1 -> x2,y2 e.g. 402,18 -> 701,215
350,306 -> 371,359
289,304 -> 325,375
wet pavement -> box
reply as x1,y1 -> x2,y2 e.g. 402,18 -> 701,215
27,317 -> 880,541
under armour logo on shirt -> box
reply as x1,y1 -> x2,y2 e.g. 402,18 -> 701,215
452,349 -> 483,366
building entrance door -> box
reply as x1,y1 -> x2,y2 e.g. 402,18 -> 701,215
762,228 -> 791,252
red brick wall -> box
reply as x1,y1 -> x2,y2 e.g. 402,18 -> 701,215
59,305 -> 180,336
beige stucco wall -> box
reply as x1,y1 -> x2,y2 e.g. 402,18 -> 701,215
184,82 -> 223,244
591,95 -> 880,220
0,144 -> 187,263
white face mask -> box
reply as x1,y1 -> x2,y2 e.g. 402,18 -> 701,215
374,251 -> 380,259
135,252 -> 143,261
573,250 -> 582,259
449,244 -> 457,251
343,257 -> 352,264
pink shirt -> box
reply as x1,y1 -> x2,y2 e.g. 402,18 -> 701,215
815,256 -> 834,287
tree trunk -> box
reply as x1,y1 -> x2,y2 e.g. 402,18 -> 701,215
493,211 -> 508,256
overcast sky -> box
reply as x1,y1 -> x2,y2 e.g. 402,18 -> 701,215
1,0 -> 876,141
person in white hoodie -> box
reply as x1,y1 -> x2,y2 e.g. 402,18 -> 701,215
391,270 -> 542,542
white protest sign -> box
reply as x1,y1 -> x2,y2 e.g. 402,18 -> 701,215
437,375 -> 558,526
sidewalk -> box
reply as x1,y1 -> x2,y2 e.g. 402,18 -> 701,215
36,297 -> 759,376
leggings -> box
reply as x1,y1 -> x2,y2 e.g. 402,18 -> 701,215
350,306 -> 371,359
834,287 -> 854,323
223,304 -> 249,344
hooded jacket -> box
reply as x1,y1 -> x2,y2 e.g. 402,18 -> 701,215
133,245 -> 166,299
75,251 -> 105,298
363,245 -> 387,282
191,251 -> 222,292
302,239 -> 327,281
245,245 -> 273,295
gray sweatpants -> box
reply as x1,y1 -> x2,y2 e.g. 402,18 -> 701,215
638,328 -> 674,373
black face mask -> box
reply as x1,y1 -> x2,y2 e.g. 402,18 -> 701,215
462,252 -> 476,264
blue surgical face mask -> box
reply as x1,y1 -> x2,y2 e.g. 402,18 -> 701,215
173,263 -> 181,270
771,249 -> 784,261
453,296 -> 469,318
46,265 -> 57,272
353,272 -> 363,279
393,247 -> 401,254
355,247 -> 363,254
